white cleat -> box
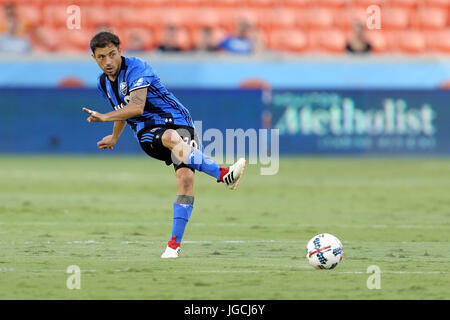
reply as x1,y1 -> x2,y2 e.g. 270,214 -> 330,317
161,246 -> 180,259
222,158 -> 246,191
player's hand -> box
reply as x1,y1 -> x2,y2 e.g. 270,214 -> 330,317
97,135 -> 117,150
82,107 -> 106,123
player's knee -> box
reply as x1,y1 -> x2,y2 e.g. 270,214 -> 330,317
162,129 -> 181,149
177,169 -> 194,191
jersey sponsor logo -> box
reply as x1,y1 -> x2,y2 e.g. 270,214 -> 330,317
132,77 -> 145,88
113,95 -> 130,111
113,103 -> 125,111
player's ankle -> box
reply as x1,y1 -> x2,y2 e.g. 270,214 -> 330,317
217,166 -> 229,183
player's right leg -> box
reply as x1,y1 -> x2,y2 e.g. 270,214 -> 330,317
161,129 -> 246,190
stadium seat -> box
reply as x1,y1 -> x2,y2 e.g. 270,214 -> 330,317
318,29 -> 347,53
105,6 -> 137,29
305,30 -> 322,51
316,0 -> 347,8
234,9 -> 259,27
397,30 -> 426,53
58,28 -> 92,53
423,0 -> 450,8
425,29 -> 450,53
364,30 -> 388,53
0,6 -> 6,32
29,26 -> 60,52
334,8 -> 368,31
180,8 -> 220,30
411,7 -> 448,30
146,0 -> 167,5
307,7 -> 335,30
351,0 -> 389,7
216,8 -> 259,33
389,0 -> 420,8
42,5 -> 69,27
134,7 -> 166,29
381,7 -> 410,30
135,7 -> 191,33
214,8 -> 237,32
83,5 -> 110,29
160,10 -> 185,28
436,29 -> 450,53
269,29 -> 309,53
253,8 -> 291,31
281,0 -> 311,8
212,0 -> 243,8
268,8 -> 297,30
168,0 -> 203,7
247,0 -> 277,8
14,4 -> 42,28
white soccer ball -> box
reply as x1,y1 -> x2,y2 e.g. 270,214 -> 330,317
306,233 -> 344,270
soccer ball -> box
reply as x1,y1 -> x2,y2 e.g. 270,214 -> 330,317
306,233 -> 344,270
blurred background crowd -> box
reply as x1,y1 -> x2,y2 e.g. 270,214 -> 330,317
0,0 -> 449,55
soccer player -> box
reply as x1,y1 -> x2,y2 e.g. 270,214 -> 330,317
83,32 -> 246,259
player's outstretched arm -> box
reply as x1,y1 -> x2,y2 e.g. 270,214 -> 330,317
82,87 -> 147,122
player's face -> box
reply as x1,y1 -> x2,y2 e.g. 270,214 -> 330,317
92,44 -> 122,79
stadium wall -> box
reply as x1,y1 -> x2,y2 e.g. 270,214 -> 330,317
0,55 -> 449,89
1,87 -> 449,155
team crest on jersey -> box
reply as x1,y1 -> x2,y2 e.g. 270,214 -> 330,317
119,81 -> 128,95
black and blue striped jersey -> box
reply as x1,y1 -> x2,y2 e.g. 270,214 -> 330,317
96,56 -> 194,134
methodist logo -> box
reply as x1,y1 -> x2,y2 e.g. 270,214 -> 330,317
273,93 -> 436,137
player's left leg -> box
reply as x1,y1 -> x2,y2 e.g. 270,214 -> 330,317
161,167 -> 194,259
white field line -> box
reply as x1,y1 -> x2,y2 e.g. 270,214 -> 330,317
193,270 -> 449,275
0,221 -> 449,230
1,240 -> 448,246
2,240 -> 448,246
1,268 -> 447,275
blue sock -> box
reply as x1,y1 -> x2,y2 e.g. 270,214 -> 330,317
186,149 -> 220,180
171,195 -> 194,243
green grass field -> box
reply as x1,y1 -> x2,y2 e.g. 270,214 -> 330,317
0,156 -> 449,299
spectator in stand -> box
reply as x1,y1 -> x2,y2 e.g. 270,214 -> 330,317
195,27 -> 219,52
157,25 -> 182,52
346,22 -> 372,54
126,32 -> 146,54
0,3 -> 31,53
218,20 -> 262,55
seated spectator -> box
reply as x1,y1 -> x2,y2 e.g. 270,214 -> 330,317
346,22 -> 372,54
126,32 -> 146,54
0,3 -> 31,53
218,20 -> 259,55
157,25 -> 182,52
195,27 -> 219,52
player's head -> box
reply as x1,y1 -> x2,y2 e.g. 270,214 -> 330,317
90,31 -> 122,77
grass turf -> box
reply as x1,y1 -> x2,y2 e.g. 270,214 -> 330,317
0,156 -> 448,299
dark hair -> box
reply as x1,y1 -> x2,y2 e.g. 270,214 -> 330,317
90,31 -> 121,53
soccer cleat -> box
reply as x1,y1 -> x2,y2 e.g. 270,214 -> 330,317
219,158 -> 246,191
161,235 -> 181,259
